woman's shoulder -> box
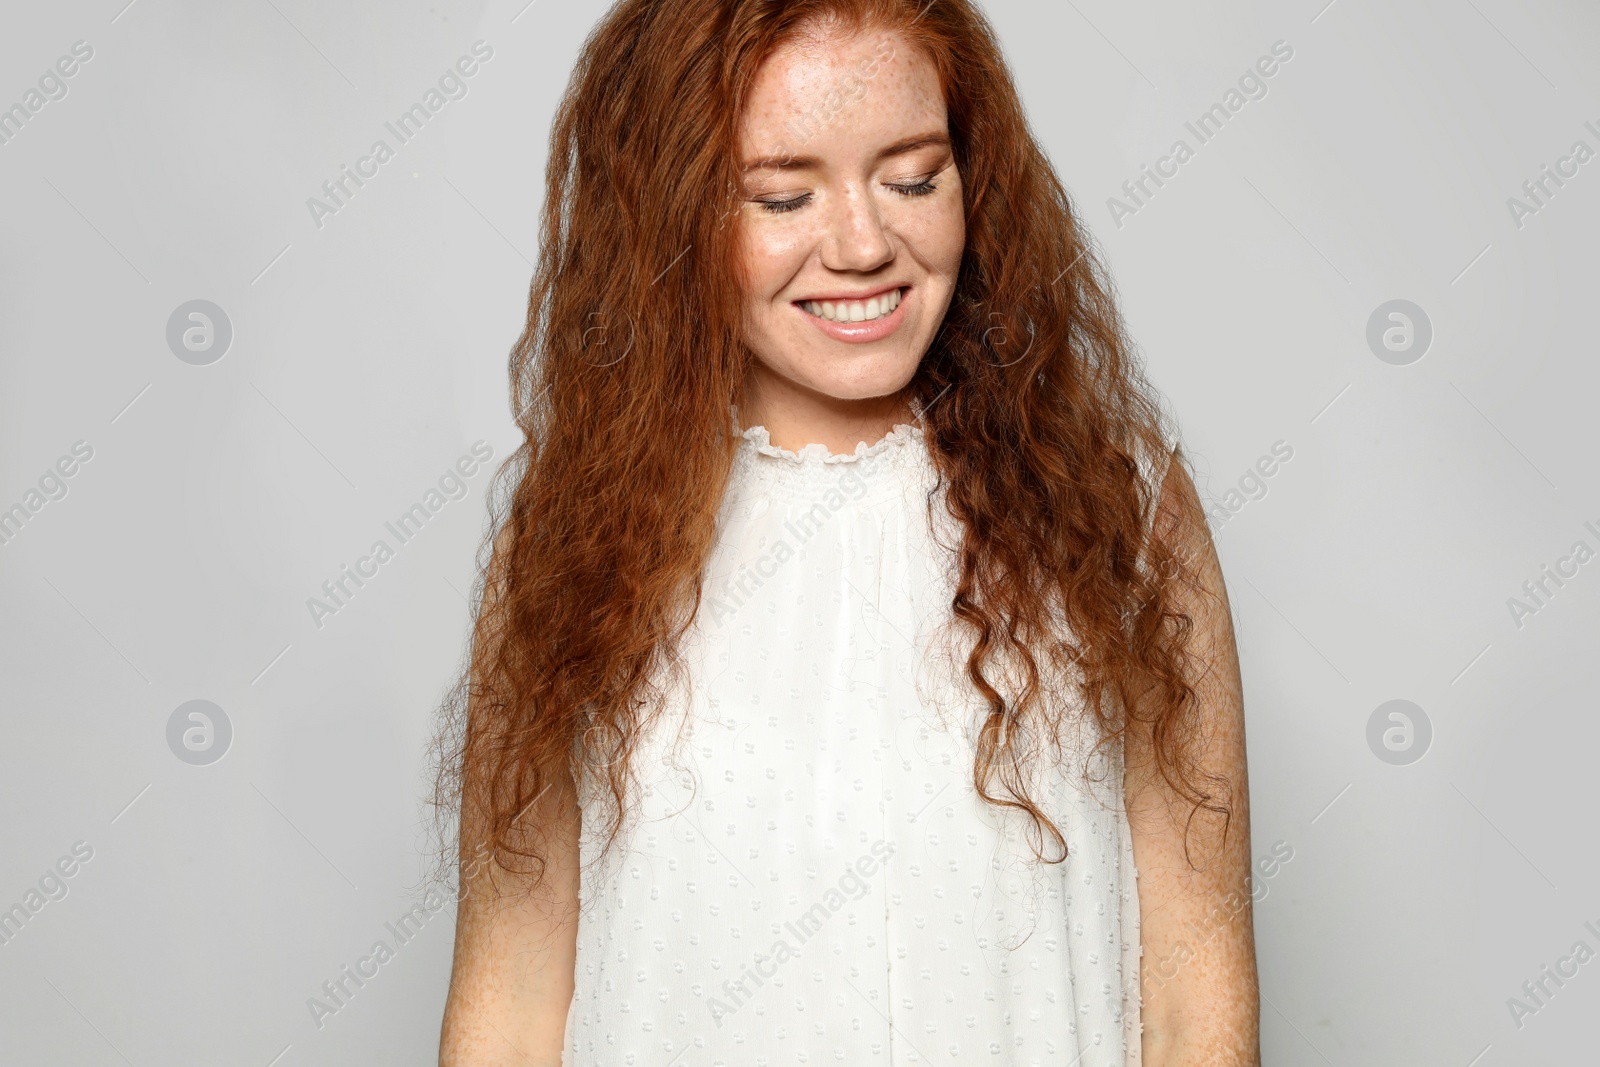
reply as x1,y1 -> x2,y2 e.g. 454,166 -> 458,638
1129,420 -> 1182,538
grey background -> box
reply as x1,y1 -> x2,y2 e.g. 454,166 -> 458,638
1,0 -> 1596,1063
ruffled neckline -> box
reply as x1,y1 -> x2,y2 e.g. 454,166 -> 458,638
730,398 -> 928,467
722,400 -> 937,508
736,420 -> 924,464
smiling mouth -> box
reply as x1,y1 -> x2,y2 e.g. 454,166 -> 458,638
796,286 -> 906,324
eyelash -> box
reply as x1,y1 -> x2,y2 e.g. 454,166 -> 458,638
757,176 -> 941,215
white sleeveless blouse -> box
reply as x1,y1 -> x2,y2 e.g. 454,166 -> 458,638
564,405 -> 1171,1066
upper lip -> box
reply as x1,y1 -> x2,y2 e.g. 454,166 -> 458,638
793,283 -> 907,303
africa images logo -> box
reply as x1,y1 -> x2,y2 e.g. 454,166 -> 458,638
704,463 -> 872,628
306,441 -> 494,629
305,41 -> 494,230
1108,40 -> 1295,229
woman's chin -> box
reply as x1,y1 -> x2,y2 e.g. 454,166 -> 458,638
803,371 -> 920,405
779,352 -> 924,404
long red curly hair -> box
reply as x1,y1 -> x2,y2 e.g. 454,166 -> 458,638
430,0 -> 1227,894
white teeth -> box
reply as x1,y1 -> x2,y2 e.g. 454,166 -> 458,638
803,288 -> 901,323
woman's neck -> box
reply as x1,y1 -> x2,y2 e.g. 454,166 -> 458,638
738,374 -> 917,455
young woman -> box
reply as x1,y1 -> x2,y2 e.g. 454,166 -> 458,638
434,1 -> 1258,1063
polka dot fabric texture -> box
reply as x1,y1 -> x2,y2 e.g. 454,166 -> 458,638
563,403 -> 1176,1066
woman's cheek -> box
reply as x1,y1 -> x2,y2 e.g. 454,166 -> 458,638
736,226 -> 789,297
899,210 -> 964,273
937,186 -> 966,260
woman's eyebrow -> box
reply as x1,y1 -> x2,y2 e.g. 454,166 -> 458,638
741,131 -> 951,176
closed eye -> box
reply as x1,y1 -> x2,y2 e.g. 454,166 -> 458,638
758,194 -> 811,215
755,175 -> 943,215
889,177 -> 939,197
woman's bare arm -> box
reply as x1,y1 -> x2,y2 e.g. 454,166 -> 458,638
1125,454 -> 1261,1065
438,778 -> 580,1066
438,525 -> 582,1066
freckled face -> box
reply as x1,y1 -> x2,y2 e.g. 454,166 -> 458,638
734,27 -> 965,412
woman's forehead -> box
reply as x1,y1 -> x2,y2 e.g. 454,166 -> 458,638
736,30 -> 942,156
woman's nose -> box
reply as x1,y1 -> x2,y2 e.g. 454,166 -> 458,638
820,185 -> 894,272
